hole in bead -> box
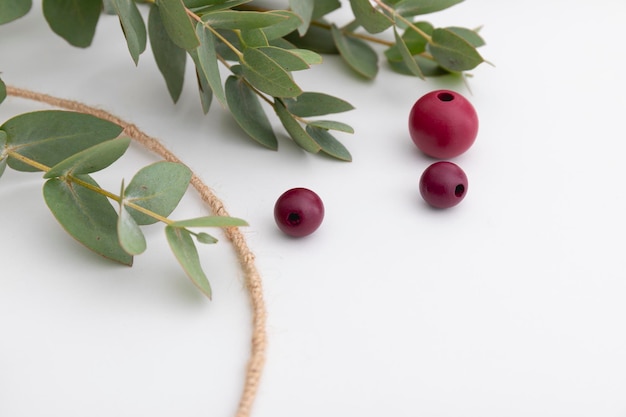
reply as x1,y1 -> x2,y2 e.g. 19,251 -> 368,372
287,212 -> 301,226
437,92 -> 455,102
455,184 -> 465,197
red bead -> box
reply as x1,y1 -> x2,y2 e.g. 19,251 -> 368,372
419,161 -> 468,208
408,90 -> 478,159
274,188 -> 325,237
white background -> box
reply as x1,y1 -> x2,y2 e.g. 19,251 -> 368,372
2,1 -> 626,416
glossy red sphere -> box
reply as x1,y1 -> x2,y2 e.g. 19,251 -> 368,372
419,161 -> 468,208
274,188 -> 325,237
409,90 -> 478,159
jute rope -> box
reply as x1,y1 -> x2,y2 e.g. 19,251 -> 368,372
5,86 -> 267,417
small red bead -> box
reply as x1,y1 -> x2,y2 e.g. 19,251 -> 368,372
408,90 -> 479,159
419,161 -> 468,208
274,188 -> 325,237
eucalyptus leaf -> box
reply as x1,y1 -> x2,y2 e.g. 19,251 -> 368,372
283,92 -> 354,117
201,10 -> 289,30
241,47 -> 302,98
0,77 -> 6,104
331,24 -> 378,79
311,0 -> 341,19
429,27 -> 484,72
394,0 -> 463,17
0,130 -> 7,178
170,216 -> 248,228
385,21 -> 431,61
284,24 -> 338,55
196,22 -> 226,106
124,161 -> 192,225
288,49 -> 323,66
445,26 -> 485,47
157,0 -> 200,51
118,203 -> 147,255
190,0 -> 250,13
274,101 -> 321,154
148,4 -> 187,103
260,10 -> 302,40
393,27 -> 423,78
189,50 -> 214,113
44,137 -> 131,178
196,232 -> 218,244
349,0 -> 392,34
42,0 -> 101,47
113,0 -> 147,65
256,46 -> 311,71
225,75 -> 278,150
43,175 -> 133,266
308,120 -> 354,133
240,28 -> 269,48
0,0 -> 32,24
1,110 -> 123,172
305,125 -> 352,161
289,0 -> 313,35
165,225 -> 212,299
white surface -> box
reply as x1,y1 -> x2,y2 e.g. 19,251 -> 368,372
2,1 -> 626,416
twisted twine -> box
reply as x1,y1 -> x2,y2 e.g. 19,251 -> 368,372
5,86 -> 267,417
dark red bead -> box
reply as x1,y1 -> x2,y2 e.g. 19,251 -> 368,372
419,161 -> 468,208
408,90 -> 479,159
274,188 -> 324,237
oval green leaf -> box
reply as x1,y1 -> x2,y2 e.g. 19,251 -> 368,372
429,28 -> 484,72
0,0 -> 32,24
42,0 -> 101,47
44,137 -> 131,178
1,110 -> 124,172
195,22 -> 226,106
118,204 -> 147,255
170,216 -> 248,228
113,0 -> 147,65
256,46 -> 311,71
148,5 -> 187,103
241,47 -> 302,98
308,120 -> 354,133
0,130 -> 7,178
393,27 -> 424,78
305,125 -> 352,161
349,0 -> 392,34
189,50 -> 214,113
283,92 -> 354,117
225,75 -> 278,150
289,0 -> 313,35
43,175 -> 133,265
331,24 -> 378,79
201,10 -> 289,30
0,76 -> 6,104
124,161 -> 192,225
274,101 -> 321,153
196,232 -> 218,244
165,225 -> 212,299
157,0 -> 200,51
260,10 -> 302,40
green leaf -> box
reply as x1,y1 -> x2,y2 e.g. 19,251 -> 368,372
157,0 -> 200,51
196,232 -> 218,244
384,21 -> 431,61
189,50 -> 214,113
148,5 -> 187,103
288,49 -> 323,66
124,161 -> 192,225
201,10 -> 289,30
349,0 -> 392,34
0,76 -> 6,104
256,46 -> 310,71
445,26 -> 485,48
289,0 -> 313,35
284,24 -> 338,54
331,24 -> 378,79
170,216 -> 248,228
240,28 -> 269,48
241,47 -> 302,98
1,110 -> 123,172
0,0 -> 32,24
225,75 -> 277,150
195,22 -> 226,106
283,92 -> 354,117
165,225 -> 212,299
42,0 -> 101,47
118,198 -> 147,255
312,0 -> 341,19
43,175 -> 133,265
394,0 -> 464,17
260,10 -> 302,40
308,120 -> 354,133
274,101 -> 321,154
429,27 -> 484,72
393,27 -> 423,78
305,125 -> 352,161
113,0 -> 147,65
44,137 -> 130,179
0,130 -> 7,178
